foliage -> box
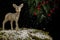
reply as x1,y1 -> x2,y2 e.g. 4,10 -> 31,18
22,0 -> 55,23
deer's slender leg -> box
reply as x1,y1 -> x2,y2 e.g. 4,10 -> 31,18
3,19 -> 7,30
10,21 -> 13,30
15,21 -> 19,31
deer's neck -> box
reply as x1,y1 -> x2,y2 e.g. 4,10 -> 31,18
15,12 -> 20,17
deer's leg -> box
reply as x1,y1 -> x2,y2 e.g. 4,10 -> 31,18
15,21 -> 19,31
3,19 -> 7,30
10,21 -> 13,30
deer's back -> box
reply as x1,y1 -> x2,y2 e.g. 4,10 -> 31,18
5,13 -> 16,20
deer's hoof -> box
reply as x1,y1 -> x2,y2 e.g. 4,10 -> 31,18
3,29 -> 4,30
15,27 -> 19,31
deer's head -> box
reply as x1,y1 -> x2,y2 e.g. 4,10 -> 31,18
13,3 -> 24,13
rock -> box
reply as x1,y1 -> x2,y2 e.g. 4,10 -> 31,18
0,28 -> 52,40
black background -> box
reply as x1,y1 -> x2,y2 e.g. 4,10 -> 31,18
0,0 -> 59,40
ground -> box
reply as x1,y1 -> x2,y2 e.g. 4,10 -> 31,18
0,28 -> 52,40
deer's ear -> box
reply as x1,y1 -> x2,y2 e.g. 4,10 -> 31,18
13,4 -> 17,8
19,3 -> 24,7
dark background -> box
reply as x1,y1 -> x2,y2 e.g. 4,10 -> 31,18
0,0 -> 59,40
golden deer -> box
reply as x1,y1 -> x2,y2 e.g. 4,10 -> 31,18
2,3 -> 24,30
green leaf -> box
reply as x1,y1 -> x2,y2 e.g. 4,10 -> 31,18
35,0 -> 38,6
39,14 -> 46,22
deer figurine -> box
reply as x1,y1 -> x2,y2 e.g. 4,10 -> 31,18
2,3 -> 24,30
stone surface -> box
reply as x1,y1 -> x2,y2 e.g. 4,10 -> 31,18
0,28 -> 52,40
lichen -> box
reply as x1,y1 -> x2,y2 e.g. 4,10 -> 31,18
0,28 -> 52,40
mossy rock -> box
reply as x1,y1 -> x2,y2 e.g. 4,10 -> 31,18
0,28 -> 52,40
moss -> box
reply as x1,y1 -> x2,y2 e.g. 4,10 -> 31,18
0,38 -> 3,40
32,36 -> 41,40
44,38 -> 50,40
0,28 -> 52,40
0,35 -> 2,38
0,32 -> 5,35
17,38 -> 22,40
